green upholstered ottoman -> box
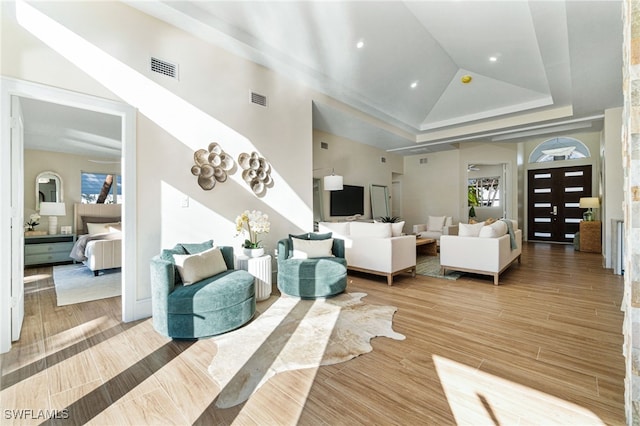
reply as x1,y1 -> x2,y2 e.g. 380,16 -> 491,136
150,243 -> 256,339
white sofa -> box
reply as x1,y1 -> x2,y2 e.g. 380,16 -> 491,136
412,215 -> 458,245
439,219 -> 522,285
318,221 -> 416,286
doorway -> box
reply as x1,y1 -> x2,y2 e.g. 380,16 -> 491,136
527,165 -> 592,243
1,77 -> 137,353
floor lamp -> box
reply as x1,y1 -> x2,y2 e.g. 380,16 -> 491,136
39,202 -> 66,235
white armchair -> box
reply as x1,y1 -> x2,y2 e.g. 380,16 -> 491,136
412,215 -> 458,245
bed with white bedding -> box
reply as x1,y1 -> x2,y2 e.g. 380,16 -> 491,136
70,203 -> 122,276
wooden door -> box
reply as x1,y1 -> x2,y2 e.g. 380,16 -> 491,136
528,165 -> 592,243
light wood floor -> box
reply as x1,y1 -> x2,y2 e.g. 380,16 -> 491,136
1,242 -> 625,425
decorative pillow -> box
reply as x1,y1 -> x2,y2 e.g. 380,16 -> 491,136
288,232 -> 332,242
160,244 -> 187,263
291,237 -> 334,259
172,246 -> 227,285
181,240 -> 214,254
318,222 -> 350,237
479,220 -> 508,238
391,221 -> 405,237
458,222 -> 485,237
310,232 -> 332,240
427,216 -> 446,231
86,222 -> 121,235
444,217 -> 453,227
349,222 -> 392,238
81,216 -> 121,235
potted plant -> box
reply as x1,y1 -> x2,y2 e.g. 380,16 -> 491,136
377,216 -> 402,223
468,186 -> 479,221
235,210 -> 270,257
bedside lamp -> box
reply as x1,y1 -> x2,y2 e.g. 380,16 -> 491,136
579,197 -> 599,221
39,202 -> 66,235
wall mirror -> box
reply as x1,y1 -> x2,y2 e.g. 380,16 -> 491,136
36,171 -> 63,210
370,184 -> 390,219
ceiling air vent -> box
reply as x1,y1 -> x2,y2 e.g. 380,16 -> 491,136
150,57 -> 178,79
251,92 -> 268,107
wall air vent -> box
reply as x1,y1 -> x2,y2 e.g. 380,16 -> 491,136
150,57 -> 178,79
381,157 -> 387,163
419,158 -> 428,164
251,92 -> 268,107
320,141 -> 329,150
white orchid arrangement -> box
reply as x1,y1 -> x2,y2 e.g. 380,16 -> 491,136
25,213 -> 41,231
235,210 -> 270,249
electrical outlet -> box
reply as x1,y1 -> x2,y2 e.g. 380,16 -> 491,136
180,196 -> 189,208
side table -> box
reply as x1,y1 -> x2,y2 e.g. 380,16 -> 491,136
579,220 -> 602,253
235,254 -> 272,301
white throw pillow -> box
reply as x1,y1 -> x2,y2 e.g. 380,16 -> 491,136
478,220 -> 508,238
318,222 -> 350,237
349,222 -> 392,238
427,216 -> 446,231
444,216 -> 453,227
173,246 -> 228,285
391,221 -> 405,237
86,222 -> 121,235
291,238 -> 334,259
458,222 -> 485,237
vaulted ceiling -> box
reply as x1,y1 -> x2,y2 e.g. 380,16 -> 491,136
21,1 -> 623,157
131,0 -> 623,155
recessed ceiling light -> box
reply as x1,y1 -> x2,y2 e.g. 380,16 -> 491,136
356,40 -> 365,49
410,81 -> 419,89
489,56 -> 498,62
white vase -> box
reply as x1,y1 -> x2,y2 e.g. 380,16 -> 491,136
244,247 -> 265,258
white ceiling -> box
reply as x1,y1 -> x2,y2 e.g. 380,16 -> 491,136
22,1 -> 623,157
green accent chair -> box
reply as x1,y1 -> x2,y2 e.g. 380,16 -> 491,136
150,242 -> 256,339
277,233 -> 347,298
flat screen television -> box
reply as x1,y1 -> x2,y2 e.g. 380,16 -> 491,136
330,185 -> 364,216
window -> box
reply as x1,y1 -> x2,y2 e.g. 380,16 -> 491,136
468,177 -> 500,207
81,172 -> 121,204
529,137 -> 590,163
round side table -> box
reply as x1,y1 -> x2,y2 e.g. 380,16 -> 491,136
235,254 -> 272,301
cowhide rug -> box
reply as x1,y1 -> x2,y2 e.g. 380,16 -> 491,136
208,292 -> 404,408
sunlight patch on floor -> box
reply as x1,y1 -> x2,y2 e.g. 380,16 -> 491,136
433,355 -> 605,425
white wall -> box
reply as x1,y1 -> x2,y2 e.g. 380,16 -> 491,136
313,129 -> 403,222
2,1 -> 319,308
24,150 -> 119,232
402,149 -> 461,230
603,107 -> 623,269
402,143 -> 519,231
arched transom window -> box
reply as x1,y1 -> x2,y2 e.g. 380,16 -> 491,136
529,137 -> 591,163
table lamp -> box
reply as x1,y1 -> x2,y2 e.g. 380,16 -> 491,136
39,202 -> 66,235
579,197 -> 599,221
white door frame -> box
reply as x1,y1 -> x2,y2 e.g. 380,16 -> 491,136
0,77 -> 137,353
10,96 -> 25,342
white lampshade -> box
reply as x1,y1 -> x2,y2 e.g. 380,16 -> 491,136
324,174 -> 343,191
579,197 -> 600,209
39,202 -> 66,235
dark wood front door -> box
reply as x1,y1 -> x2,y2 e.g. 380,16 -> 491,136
527,165 -> 592,243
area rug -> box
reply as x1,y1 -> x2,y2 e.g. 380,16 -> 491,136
416,254 -> 463,280
52,264 -> 121,306
208,292 -> 404,408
